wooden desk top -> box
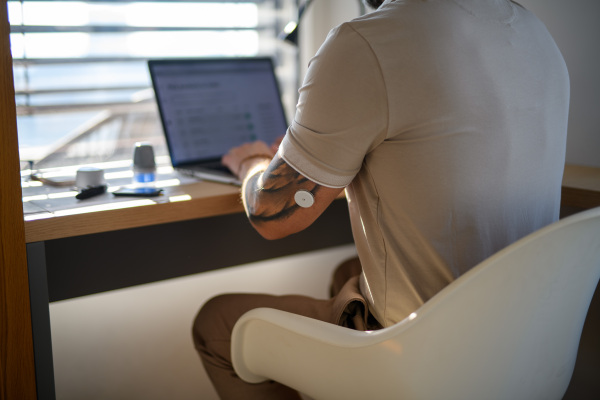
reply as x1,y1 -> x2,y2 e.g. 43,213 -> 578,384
22,158 -> 245,243
561,164 -> 600,210
24,180 -> 243,243
562,164 -> 600,191
23,163 -> 599,243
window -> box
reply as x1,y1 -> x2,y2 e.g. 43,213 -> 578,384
10,0 -> 298,169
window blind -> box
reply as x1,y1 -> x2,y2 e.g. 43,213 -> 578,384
9,0 -> 297,112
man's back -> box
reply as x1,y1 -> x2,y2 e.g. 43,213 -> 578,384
283,0 -> 569,325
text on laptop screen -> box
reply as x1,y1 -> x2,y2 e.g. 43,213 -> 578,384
150,58 -> 288,167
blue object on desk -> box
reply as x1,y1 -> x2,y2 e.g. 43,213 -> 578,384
113,187 -> 163,197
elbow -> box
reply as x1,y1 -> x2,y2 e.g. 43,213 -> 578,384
251,222 -> 299,241
248,208 -> 320,240
259,231 -> 288,241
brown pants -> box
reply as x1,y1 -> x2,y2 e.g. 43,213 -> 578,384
192,257 -> 381,399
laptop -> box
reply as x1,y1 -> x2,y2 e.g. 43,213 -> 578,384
148,57 -> 289,185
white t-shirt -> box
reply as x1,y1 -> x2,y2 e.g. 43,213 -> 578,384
280,0 -> 569,327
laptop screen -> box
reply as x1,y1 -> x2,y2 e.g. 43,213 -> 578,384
148,57 -> 288,168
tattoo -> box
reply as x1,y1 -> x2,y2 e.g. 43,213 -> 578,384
244,158 -> 320,225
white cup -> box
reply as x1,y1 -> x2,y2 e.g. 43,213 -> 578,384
75,167 -> 105,189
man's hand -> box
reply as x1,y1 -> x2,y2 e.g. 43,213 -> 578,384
221,140 -> 274,181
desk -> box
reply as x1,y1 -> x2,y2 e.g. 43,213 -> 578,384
561,164 -> 600,211
24,162 -> 600,243
23,160 -> 353,299
22,157 -> 243,242
23,162 -> 354,399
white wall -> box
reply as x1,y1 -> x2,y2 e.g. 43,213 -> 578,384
298,0 -> 363,78
518,0 -> 600,167
298,0 -> 600,167
50,244 -> 357,400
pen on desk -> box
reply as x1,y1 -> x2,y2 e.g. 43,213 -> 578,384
76,185 -> 107,200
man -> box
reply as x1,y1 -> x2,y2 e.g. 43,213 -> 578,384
193,0 -> 569,398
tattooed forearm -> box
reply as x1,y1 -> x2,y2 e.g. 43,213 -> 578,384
260,158 -> 304,189
243,158 -> 320,225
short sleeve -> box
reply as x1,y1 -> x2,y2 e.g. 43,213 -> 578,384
279,23 -> 388,188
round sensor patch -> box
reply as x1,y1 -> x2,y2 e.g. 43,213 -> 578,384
294,190 -> 314,208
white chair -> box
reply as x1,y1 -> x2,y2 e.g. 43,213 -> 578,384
231,207 -> 600,400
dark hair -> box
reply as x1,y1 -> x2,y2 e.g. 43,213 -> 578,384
364,0 -> 385,9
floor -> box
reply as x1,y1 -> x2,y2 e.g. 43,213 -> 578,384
49,245 -> 358,400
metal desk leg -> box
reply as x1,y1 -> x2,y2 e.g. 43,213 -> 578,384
27,242 -> 56,400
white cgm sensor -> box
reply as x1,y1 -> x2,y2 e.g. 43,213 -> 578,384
294,190 -> 315,208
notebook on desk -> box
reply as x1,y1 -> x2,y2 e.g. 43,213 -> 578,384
148,57 -> 288,185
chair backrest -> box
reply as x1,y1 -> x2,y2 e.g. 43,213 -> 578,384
232,208 -> 600,400
362,207 -> 600,400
